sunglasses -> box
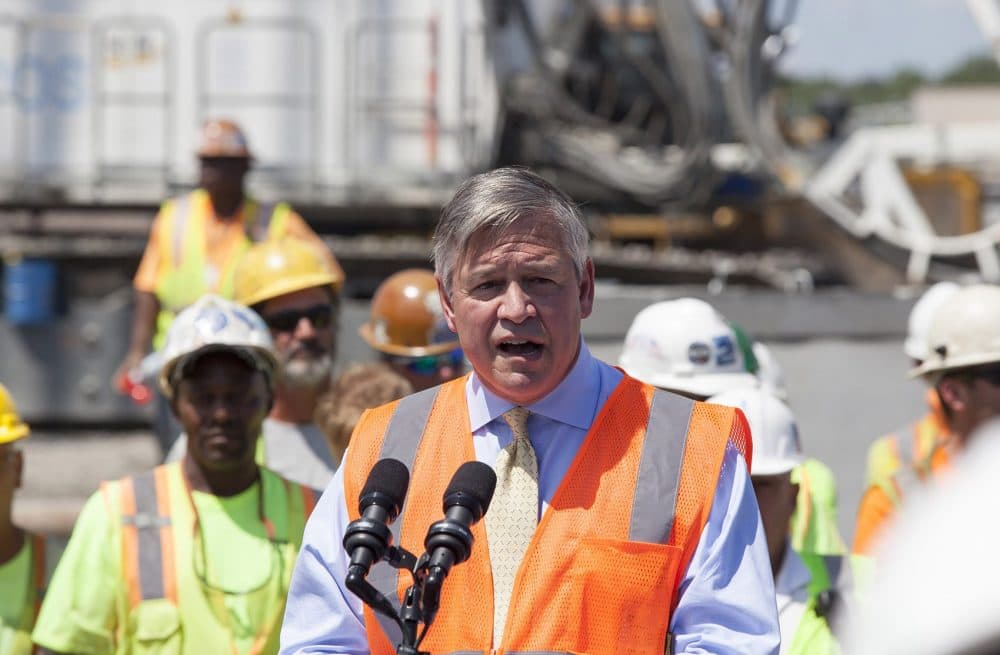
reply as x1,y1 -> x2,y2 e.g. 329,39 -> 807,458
261,304 -> 333,332
384,349 -> 464,376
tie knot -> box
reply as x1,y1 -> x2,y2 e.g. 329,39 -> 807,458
503,407 -> 530,441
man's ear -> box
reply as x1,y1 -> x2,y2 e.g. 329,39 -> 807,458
789,482 -> 800,512
436,276 -> 458,334
937,377 -> 968,414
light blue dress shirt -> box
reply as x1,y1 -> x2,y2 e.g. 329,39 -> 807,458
280,342 -> 780,654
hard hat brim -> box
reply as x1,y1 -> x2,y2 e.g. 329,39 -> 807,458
750,454 -> 805,477
159,343 -> 278,398
358,322 -> 460,358
910,352 -> 1000,379
0,424 -> 30,444
239,272 -> 343,309
625,370 -> 760,398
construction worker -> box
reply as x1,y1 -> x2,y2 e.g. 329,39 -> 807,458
359,268 -> 465,392
853,281 -> 961,554
281,167 -> 779,654
314,362 -> 414,465
115,118 -> 343,453
621,297 -> 847,555
0,383 -> 45,655
710,388 -> 867,655
166,238 -> 344,490
845,418 -> 1000,655
34,295 -> 318,655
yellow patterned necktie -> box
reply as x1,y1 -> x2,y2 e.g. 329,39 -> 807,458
486,406 -> 538,645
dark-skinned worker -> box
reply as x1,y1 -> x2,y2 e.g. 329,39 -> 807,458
115,118 -> 343,453
34,295 -> 319,655
0,383 -> 46,655
854,283 -> 1000,554
853,281 -> 960,554
620,297 -> 847,557
166,238 -> 344,489
280,167 -> 779,654
710,388 -> 870,655
359,268 -> 466,392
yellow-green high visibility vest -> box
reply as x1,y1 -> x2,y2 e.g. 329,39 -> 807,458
99,463 -> 317,655
787,552 -> 873,655
152,190 -> 293,349
790,458 -> 847,556
0,534 -> 45,655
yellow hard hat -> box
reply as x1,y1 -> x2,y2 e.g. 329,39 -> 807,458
359,269 -> 459,357
0,383 -> 30,444
234,238 -> 344,308
196,118 -> 252,159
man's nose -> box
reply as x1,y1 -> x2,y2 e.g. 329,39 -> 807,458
294,316 -> 318,340
497,282 -> 536,323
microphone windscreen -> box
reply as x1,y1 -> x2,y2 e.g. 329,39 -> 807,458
444,461 -> 498,515
361,458 -> 410,509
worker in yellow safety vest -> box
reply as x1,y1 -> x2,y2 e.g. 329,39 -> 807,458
34,295 -> 318,655
853,282 -> 961,554
709,387 -> 870,655
114,118 -> 343,453
0,383 -> 46,655
620,298 -> 847,556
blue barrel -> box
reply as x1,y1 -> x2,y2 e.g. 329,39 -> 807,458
4,258 -> 58,325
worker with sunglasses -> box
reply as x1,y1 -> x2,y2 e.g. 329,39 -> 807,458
166,238 -> 344,491
116,119 -> 343,455
854,284 -> 1000,554
359,268 -> 466,391
34,295 -> 318,655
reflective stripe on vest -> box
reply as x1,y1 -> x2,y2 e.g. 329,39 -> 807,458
118,467 -> 177,608
345,375 -> 746,655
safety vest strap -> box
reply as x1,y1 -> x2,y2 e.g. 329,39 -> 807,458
248,202 -> 275,242
118,467 -> 177,608
32,533 -> 46,620
169,195 -> 192,268
629,390 -> 694,543
368,384 -> 443,645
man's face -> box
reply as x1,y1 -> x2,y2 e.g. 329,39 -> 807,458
939,366 -> 1000,441
173,352 -> 269,474
198,156 -> 248,198
258,287 -> 337,390
0,443 -> 22,506
751,473 -> 798,566
439,217 -> 595,405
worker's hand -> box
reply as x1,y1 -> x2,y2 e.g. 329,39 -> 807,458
113,350 -> 145,395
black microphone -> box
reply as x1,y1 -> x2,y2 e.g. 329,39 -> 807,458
343,458 -> 410,581
421,461 -> 497,619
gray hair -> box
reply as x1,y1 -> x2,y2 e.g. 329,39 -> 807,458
432,167 -> 590,295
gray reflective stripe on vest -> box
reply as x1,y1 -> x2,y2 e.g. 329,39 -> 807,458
248,201 -> 275,242
369,385 -> 443,646
123,470 -> 170,601
170,194 -> 192,267
629,390 -> 695,543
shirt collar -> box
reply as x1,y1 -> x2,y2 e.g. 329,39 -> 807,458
466,339 -> 601,432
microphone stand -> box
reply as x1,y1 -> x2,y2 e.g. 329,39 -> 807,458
348,545 -> 435,655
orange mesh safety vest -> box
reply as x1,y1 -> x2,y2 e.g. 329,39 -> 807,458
343,374 -> 751,655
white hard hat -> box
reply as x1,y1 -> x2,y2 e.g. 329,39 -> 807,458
158,295 -> 278,397
911,284 -> 1000,378
904,281 -> 961,361
708,388 -> 804,476
619,298 -> 759,397
752,341 -> 787,400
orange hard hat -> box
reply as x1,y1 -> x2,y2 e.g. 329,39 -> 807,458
235,238 -> 343,308
359,269 -> 459,357
196,118 -> 251,158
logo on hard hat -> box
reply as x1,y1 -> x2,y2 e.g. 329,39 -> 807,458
688,342 -> 712,366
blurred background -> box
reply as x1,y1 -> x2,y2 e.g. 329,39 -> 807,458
3,0 -> 1000,549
